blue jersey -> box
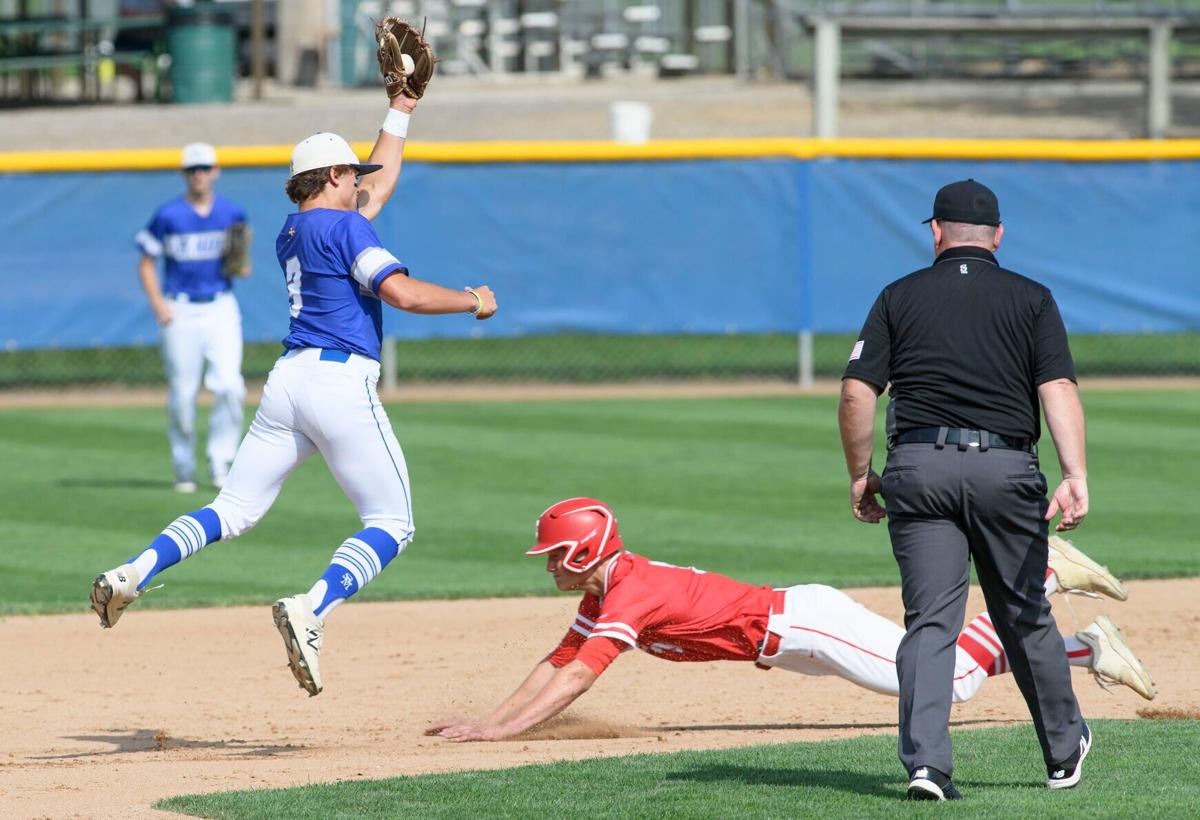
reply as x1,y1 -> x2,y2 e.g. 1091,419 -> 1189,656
136,195 -> 247,299
275,208 -> 407,361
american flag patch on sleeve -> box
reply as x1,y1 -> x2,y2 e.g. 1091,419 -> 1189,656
849,340 -> 865,361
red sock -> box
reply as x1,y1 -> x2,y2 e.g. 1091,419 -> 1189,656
957,612 -> 1007,676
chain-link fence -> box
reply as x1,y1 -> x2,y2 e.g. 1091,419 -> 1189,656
2,332 -> 1195,391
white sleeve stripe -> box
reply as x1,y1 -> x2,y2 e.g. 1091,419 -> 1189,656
352,246 -> 401,288
589,630 -> 637,647
135,229 -> 162,257
570,624 -> 591,638
575,614 -> 597,627
594,621 -> 638,639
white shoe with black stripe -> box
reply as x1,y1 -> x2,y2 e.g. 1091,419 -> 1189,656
90,564 -> 141,628
273,594 -> 324,697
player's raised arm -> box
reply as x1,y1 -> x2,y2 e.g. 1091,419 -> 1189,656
436,660 -> 598,742
356,95 -> 416,222
357,17 -> 435,222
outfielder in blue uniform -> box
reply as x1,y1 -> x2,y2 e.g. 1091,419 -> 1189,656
136,142 -> 249,492
93,93 -> 498,697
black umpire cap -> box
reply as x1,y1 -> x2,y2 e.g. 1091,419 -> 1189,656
922,179 -> 1001,226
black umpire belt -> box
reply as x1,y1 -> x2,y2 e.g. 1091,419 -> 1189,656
890,426 -> 1034,453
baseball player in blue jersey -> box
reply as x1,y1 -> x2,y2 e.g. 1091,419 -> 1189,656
92,91 -> 498,697
136,142 -> 250,492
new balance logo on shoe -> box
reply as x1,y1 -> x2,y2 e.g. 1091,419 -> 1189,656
1047,723 -> 1092,789
907,766 -> 960,801
273,595 -> 325,697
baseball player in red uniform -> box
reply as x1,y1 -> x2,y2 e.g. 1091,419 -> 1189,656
432,497 -> 1154,742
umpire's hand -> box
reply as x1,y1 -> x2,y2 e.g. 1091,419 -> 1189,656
850,470 -> 887,524
1046,476 -> 1088,531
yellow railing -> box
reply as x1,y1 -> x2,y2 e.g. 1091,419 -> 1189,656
4,137 -> 1200,172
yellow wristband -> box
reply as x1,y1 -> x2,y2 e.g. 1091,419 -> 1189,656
465,287 -> 483,314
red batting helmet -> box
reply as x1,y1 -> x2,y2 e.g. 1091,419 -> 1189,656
526,497 -> 624,573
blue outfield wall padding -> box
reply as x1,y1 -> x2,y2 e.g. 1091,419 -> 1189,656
374,159 -> 806,340
808,158 -> 1200,334
0,157 -> 1197,351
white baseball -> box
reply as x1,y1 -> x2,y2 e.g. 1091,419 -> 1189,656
401,53 -> 415,74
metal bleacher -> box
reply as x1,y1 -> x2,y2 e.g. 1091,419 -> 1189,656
344,0 -> 1200,85
344,0 -> 740,83
0,12 -> 164,102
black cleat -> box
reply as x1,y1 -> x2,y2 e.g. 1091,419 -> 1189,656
907,766 -> 962,801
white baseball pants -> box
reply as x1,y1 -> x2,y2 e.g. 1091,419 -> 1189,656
160,291 -> 245,483
208,347 -> 415,548
756,584 -> 986,703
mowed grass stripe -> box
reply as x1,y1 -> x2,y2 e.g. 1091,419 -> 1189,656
157,719 -> 1200,819
2,390 -> 1197,615
3,332 -> 1196,388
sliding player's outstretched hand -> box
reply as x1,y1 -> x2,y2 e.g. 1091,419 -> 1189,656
435,722 -> 511,743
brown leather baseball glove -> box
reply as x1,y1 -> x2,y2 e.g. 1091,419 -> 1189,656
375,17 -> 435,100
222,222 -> 252,279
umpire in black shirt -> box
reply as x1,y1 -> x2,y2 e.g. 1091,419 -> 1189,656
838,180 -> 1091,800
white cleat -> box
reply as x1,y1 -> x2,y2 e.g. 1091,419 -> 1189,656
90,564 -> 142,628
273,594 -> 324,697
1048,535 -> 1128,601
174,480 -> 198,494
1077,615 -> 1156,701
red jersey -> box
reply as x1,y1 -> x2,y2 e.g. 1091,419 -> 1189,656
546,551 -> 778,676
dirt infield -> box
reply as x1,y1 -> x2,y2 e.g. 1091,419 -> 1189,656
3,579 -> 1196,819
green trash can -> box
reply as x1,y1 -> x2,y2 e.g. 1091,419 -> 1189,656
167,5 -> 236,103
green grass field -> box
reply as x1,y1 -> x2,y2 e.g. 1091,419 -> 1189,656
2,388 -> 1197,615
2,332 -> 1197,387
158,719 -> 1200,819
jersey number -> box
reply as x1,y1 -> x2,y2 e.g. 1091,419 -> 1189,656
285,256 -> 303,318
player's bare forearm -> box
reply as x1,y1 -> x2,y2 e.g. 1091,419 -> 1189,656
1039,378 -> 1090,530
839,378 -> 887,523
137,256 -> 172,325
357,96 -> 417,221
424,661 -> 555,737
436,661 -> 596,742
1039,378 -> 1087,479
838,378 -> 880,480
379,275 -> 497,318
483,660 -> 559,725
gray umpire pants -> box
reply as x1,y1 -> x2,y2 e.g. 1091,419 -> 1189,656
882,432 -> 1084,778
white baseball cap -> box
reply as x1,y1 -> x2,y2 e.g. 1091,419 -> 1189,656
289,132 -> 383,179
181,142 -> 218,169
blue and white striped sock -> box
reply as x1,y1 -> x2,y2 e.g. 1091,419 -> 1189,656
128,507 -> 223,589
306,527 -> 400,619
